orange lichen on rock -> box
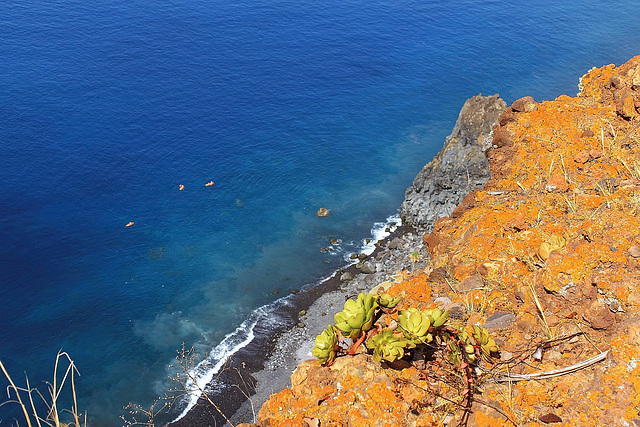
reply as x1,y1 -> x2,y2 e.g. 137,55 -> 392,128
255,56 -> 640,427
386,270 -> 433,309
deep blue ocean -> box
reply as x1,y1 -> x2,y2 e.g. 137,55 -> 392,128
1,0 -> 639,424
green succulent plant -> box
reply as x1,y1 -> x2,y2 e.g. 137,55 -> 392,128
422,307 -> 450,327
447,339 -> 464,365
456,327 -> 478,364
472,324 -> 499,361
451,325 -> 499,365
312,325 -> 338,365
334,293 -> 378,340
377,293 -> 402,309
398,308 -> 433,343
313,289 -> 500,376
367,328 -> 413,363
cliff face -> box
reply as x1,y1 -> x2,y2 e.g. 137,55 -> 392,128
401,94 -> 507,232
254,55 -> 640,427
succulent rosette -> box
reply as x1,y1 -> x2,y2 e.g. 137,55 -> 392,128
450,325 -> 499,365
334,293 -> 378,340
456,327 -> 478,362
398,308 -> 433,343
377,293 -> 402,309
367,328 -> 412,363
312,325 -> 338,365
472,324 -> 499,361
422,307 -> 450,327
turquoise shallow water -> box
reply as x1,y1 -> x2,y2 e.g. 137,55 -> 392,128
1,0 -> 640,424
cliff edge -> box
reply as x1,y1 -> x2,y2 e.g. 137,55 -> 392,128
401,94 -> 507,232
252,55 -> 640,427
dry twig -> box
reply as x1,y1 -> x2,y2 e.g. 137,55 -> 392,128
491,350 -> 608,383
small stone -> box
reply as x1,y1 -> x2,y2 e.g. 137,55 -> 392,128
476,263 -> 489,276
585,306 -> 615,330
340,272 -> 353,282
484,311 -> 516,330
609,299 -> 620,312
547,350 -> 562,362
628,245 -> 640,258
434,296 -> 452,307
387,237 -> 401,250
316,208 -> 330,217
500,351 -> 513,361
297,323 -> 305,328
349,253 -> 359,260
358,262 -> 375,274
589,149 -> 602,159
457,273 -> 484,292
447,303 -> 465,317
330,238 -> 339,245
539,413 -> 562,424
299,310 -> 306,316
547,173 -> 569,192
573,150 -> 591,164
537,242 -> 552,260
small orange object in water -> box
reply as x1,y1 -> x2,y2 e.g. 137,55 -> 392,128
126,221 -> 134,227
179,184 -> 185,191
205,181 -> 214,187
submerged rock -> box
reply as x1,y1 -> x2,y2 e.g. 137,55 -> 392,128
316,207 -> 330,217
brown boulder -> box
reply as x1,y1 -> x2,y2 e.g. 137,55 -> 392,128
510,96 -> 538,113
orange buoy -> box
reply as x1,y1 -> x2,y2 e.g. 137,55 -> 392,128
126,221 -> 134,227
205,181 -> 214,187
179,184 -> 185,191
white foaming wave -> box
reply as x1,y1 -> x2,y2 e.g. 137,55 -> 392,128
170,302 -> 282,423
353,212 -> 401,258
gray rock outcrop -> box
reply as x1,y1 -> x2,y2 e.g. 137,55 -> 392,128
400,94 -> 506,231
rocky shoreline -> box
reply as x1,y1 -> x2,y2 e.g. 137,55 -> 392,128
253,56 -> 640,426
168,93 -> 506,426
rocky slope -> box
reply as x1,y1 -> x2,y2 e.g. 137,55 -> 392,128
401,94 -> 507,232
248,55 -> 640,426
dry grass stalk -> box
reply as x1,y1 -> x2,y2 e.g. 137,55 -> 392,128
121,400 -> 168,427
596,181 -> 613,209
0,351 -> 85,427
564,194 -> 578,214
529,282 -> 552,339
168,344 -> 236,427
618,156 -> 640,180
